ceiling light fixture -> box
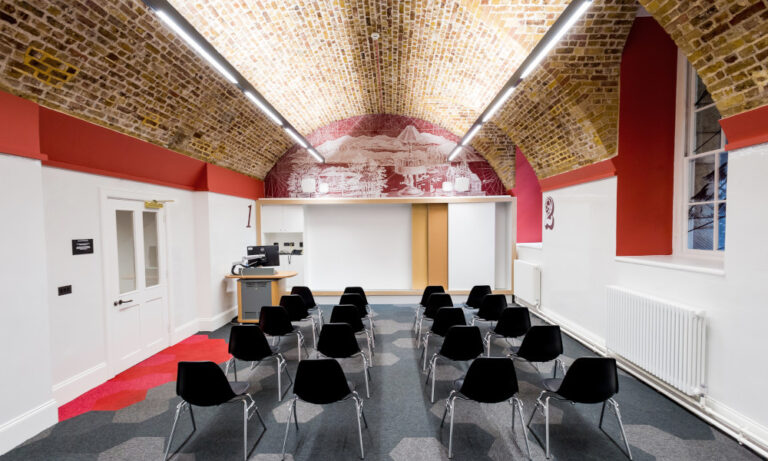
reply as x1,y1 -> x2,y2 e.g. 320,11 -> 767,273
520,0 -> 592,78
447,146 -> 463,162
156,10 -> 238,84
285,128 -> 308,148
244,90 -> 282,126
461,124 -> 482,146
308,148 -> 325,163
447,0 -> 592,163
482,85 -> 516,123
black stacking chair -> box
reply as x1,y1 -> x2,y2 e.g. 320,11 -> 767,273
484,307 -> 532,356
471,293 -> 507,326
527,357 -> 632,460
280,294 -> 318,349
164,361 -> 266,461
508,325 -> 565,378
291,285 -> 323,326
259,305 -> 308,361
225,325 -> 293,401
316,323 -> 372,398
330,304 -> 374,358
421,307 -> 466,371
281,359 -> 368,460
340,292 -> 375,345
425,325 -> 484,402
462,285 -> 492,310
441,357 -> 531,459
417,293 -> 454,343
414,285 -> 445,332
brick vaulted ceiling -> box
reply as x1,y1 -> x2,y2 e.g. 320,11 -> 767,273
0,1 -> 765,186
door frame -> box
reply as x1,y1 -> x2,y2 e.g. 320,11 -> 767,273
99,187 -> 175,377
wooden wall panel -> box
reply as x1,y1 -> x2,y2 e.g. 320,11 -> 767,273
411,204 -> 428,290
427,203 -> 448,287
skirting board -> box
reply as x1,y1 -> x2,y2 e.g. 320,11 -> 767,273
530,306 -> 768,458
52,362 -> 109,408
172,319 -> 200,344
0,399 -> 57,456
198,306 -> 237,332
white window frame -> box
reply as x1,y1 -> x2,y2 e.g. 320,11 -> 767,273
673,51 -> 727,257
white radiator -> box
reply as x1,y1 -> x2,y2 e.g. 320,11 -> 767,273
513,260 -> 541,308
607,286 -> 706,396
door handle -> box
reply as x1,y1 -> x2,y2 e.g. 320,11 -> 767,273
113,299 -> 134,306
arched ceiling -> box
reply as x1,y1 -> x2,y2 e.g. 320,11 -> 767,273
1,1 -> 763,187
638,0 -> 768,118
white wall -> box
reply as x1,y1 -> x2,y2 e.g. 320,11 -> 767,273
448,202 -> 496,290
515,143 -> 768,453
41,167 -> 199,405
40,168 -> 256,407
197,192 -> 257,329
0,155 -> 57,454
304,204 -> 412,290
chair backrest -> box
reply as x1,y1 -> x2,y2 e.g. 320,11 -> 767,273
458,357 -> 519,403
339,293 -> 367,317
431,307 -> 466,337
438,326 -> 484,361
556,357 -> 619,404
465,285 -> 492,309
317,323 -> 362,358
516,325 -> 563,363
291,286 -> 317,308
423,293 -> 454,319
343,286 -> 369,305
294,359 -> 353,404
493,307 -> 531,338
280,294 -> 309,321
476,294 -> 507,321
228,325 -> 274,362
176,361 -> 236,406
259,305 -> 295,336
419,285 -> 445,307
329,304 -> 365,332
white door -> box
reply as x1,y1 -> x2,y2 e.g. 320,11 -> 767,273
103,199 -> 169,373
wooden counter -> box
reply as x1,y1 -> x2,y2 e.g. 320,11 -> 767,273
227,271 -> 298,323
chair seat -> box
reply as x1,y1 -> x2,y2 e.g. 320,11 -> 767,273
542,378 -> 563,393
229,381 -> 250,396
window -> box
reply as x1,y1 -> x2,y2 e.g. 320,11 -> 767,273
684,68 -> 727,252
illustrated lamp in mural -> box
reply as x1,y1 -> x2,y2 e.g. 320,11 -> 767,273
395,125 -> 425,196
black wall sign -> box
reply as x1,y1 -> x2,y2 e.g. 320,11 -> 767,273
72,239 -> 94,255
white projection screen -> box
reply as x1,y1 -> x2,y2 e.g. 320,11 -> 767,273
303,204 -> 412,290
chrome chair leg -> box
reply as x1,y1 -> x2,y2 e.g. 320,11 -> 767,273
164,401 -> 197,461
429,355 -> 440,403
225,357 -> 236,381
421,333 -> 431,371
512,397 -> 532,460
484,332 -> 492,357
281,397 -> 299,460
447,396 -> 456,458
600,399 -> 633,460
353,394 -> 365,459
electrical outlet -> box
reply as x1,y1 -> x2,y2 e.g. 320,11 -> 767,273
58,285 -> 72,296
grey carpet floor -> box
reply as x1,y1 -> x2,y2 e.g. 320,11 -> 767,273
3,304 -> 762,460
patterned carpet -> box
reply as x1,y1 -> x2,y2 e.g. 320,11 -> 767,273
3,304 -> 761,460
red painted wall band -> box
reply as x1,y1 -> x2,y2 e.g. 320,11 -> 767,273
511,148 -> 543,242
538,159 -> 616,192
0,90 -> 264,200
615,17 -> 677,256
721,103 -> 768,151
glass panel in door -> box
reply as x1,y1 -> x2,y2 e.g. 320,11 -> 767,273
143,211 -> 160,287
115,210 -> 137,294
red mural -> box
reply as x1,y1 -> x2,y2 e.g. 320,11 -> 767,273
265,114 -> 505,198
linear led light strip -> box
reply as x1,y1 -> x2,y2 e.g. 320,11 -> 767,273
152,4 -> 325,163
448,0 -> 592,162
